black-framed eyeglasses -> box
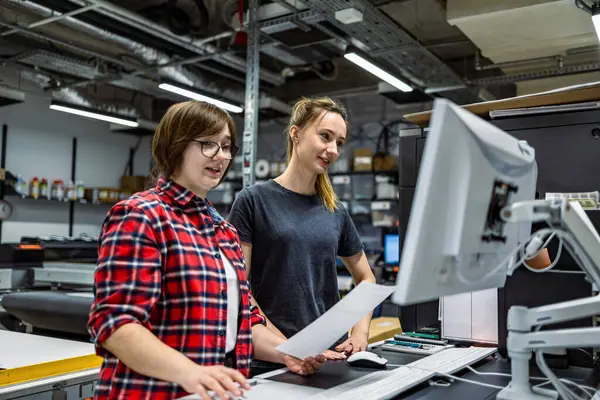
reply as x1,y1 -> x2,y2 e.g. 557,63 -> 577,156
191,140 -> 239,160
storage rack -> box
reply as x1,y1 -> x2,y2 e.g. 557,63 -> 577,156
0,124 -> 150,242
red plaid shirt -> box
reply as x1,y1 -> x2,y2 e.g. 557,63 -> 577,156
88,177 -> 265,399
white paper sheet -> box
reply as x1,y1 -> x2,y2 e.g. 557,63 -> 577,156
276,282 -> 397,359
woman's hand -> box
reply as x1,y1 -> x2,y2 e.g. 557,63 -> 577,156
321,349 -> 347,360
335,332 -> 369,355
283,354 -> 327,376
178,365 -> 250,400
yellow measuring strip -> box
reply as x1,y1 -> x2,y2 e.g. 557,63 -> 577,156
0,354 -> 103,387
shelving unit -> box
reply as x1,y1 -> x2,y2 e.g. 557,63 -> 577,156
0,124 -> 140,242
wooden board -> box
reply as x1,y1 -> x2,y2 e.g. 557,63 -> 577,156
403,81 -> 600,127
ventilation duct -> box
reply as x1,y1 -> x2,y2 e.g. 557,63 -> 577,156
20,70 -> 139,118
0,85 -> 25,107
8,0 -> 286,109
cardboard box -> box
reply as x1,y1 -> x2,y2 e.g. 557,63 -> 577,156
120,175 -> 146,193
368,317 -> 403,344
353,148 -> 373,171
373,154 -> 398,171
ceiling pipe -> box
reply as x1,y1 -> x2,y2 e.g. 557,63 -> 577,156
61,0 -> 285,86
6,0 -> 279,107
20,69 -> 140,118
0,3 -> 99,37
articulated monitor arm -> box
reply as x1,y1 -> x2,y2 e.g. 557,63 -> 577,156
495,199 -> 600,400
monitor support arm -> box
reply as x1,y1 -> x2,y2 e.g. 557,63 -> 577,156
493,199 -> 600,400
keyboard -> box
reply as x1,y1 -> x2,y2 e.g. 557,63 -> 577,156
309,347 -> 497,400
407,346 -> 497,374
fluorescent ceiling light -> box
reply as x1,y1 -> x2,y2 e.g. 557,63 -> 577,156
158,83 -> 244,114
593,12 -> 600,42
344,52 -> 413,93
49,104 -> 139,127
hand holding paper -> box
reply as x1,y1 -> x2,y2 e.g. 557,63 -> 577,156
276,282 -> 397,360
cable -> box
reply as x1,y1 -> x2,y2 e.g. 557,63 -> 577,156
519,229 -> 564,273
405,365 -> 505,390
536,351 -> 588,400
465,365 -> 597,397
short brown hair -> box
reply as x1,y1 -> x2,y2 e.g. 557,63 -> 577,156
286,96 -> 348,212
150,100 -> 237,183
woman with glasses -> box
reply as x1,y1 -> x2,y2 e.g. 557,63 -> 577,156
88,100 -> 325,400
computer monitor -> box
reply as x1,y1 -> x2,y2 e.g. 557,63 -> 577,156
383,233 -> 400,265
392,99 -> 538,306
392,98 -> 600,399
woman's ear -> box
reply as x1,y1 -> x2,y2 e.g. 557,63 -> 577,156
289,125 -> 299,143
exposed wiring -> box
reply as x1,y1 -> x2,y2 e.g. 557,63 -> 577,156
456,226 -> 567,285
575,348 -> 595,361
518,230 -> 564,274
405,365 -> 505,390
465,365 -> 597,397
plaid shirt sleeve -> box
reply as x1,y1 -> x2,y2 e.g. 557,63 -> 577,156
88,203 -> 162,356
249,300 -> 266,327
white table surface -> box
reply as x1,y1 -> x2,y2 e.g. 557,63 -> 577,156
179,378 -> 321,400
0,330 -> 96,369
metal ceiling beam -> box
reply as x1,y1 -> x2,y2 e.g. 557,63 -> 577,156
302,0 -> 489,103
0,3 -> 99,37
5,0 -> 288,108
60,0 -> 285,86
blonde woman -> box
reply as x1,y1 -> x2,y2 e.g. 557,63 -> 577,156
228,97 -> 377,360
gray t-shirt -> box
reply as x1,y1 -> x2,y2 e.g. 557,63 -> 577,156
228,179 -> 363,339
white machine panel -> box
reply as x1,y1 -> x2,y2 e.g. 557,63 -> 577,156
441,288 -> 498,344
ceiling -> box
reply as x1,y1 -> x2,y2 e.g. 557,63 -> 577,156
0,0 -> 598,122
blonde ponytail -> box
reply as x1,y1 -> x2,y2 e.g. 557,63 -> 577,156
286,96 -> 348,212
315,173 -> 338,212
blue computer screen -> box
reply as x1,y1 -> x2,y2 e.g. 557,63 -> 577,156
384,234 -> 400,265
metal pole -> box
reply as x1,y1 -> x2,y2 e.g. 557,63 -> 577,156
243,0 -> 260,188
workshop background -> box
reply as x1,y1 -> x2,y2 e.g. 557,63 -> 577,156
0,0 -> 599,336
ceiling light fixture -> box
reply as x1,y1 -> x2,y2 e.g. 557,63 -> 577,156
49,102 -> 139,127
158,83 -> 244,114
344,51 -> 413,93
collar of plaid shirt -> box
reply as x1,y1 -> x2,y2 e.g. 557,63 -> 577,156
88,177 -> 265,399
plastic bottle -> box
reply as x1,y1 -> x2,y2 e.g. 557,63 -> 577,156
67,181 -> 75,201
76,180 -> 85,201
15,175 -> 24,196
30,177 -> 40,199
40,178 -> 49,199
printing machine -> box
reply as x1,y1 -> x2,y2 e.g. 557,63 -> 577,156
0,235 -> 97,338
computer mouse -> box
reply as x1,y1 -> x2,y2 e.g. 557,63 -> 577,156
346,351 -> 388,369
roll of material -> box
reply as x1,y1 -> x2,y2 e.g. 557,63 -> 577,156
1,290 -> 92,336
255,159 -> 270,178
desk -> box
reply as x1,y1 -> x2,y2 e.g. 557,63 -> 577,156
183,342 -> 594,399
0,331 -> 101,399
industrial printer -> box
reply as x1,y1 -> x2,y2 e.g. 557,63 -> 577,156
0,235 -> 97,338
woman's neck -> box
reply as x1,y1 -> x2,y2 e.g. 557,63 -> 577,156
171,175 -> 207,199
275,158 -> 318,195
